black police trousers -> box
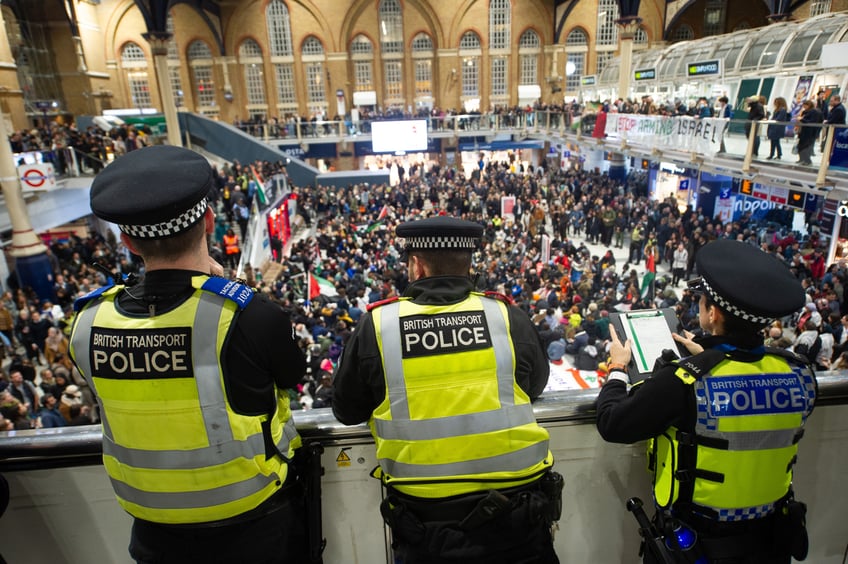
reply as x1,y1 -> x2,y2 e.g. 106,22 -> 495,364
129,482 -> 308,564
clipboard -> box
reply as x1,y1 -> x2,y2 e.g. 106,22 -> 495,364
608,308 -> 686,383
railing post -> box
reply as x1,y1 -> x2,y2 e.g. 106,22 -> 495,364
817,124 -> 835,188
70,149 -> 80,176
742,120 -> 758,173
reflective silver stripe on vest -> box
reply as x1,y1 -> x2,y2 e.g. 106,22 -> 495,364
379,301 -> 409,421
695,428 -> 801,451
479,296 -> 516,408
279,416 -> 298,453
381,441 -> 550,479
193,292 -> 235,449
102,433 -> 268,470
109,472 -> 278,510
72,300 -> 115,443
374,403 -> 536,441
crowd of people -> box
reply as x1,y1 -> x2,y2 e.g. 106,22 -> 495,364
9,119 -> 158,176
1,136 -> 845,430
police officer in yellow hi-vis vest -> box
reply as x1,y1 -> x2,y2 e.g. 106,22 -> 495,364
332,215 -> 562,564
69,146 -> 308,564
597,239 -> 816,563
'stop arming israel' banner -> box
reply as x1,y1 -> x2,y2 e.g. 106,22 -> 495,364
604,115 -> 729,156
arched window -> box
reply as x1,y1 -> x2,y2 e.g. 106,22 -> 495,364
266,0 -> 293,56
672,24 -> 694,42
489,0 -> 511,50
166,15 -> 184,108
266,0 -> 296,112
519,29 -> 540,86
634,27 -> 648,47
187,40 -> 216,115
565,28 -> 588,92
704,0 -> 726,36
379,0 -> 404,103
412,33 -> 434,100
459,31 -> 481,99
350,35 -> 374,93
121,42 -> 151,109
489,0 -> 511,104
239,39 -> 267,107
597,0 -> 620,46
810,0 -> 831,16
302,37 -> 326,109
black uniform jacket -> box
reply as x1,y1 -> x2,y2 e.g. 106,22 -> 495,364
596,334 -> 767,444
113,269 -> 305,416
332,275 -> 550,425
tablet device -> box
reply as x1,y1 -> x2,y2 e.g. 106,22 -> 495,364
608,308 -> 685,383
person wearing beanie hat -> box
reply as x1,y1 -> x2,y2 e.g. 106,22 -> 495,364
597,239 -> 816,563
69,146 -> 308,563
333,215 -> 560,563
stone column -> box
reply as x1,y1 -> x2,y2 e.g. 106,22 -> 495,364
616,18 -> 641,102
0,9 -> 51,299
610,18 -> 642,184
143,34 -> 182,147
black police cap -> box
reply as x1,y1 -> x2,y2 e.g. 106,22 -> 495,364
690,239 -> 805,325
90,146 -> 212,239
396,216 -> 483,251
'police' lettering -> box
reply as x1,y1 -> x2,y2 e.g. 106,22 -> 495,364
706,374 -> 807,417
400,312 -> 492,358
90,327 -> 193,380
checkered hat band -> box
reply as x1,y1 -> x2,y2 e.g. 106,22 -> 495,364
702,278 -> 772,325
404,236 -> 477,250
119,199 -> 208,239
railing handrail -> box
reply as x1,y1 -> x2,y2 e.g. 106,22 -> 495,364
2,373 -> 846,471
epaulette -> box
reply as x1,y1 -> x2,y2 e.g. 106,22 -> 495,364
483,290 -> 515,305
201,277 -> 255,310
764,346 -> 811,368
367,296 -> 400,312
73,284 -> 115,312
673,349 -> 728,380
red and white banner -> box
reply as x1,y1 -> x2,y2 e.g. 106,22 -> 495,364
604,115 -> 729,156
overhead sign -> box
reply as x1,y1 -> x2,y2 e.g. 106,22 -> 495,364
634,68 -> 656,81
580,75 -> 597,87
687,59 -> 722,77
17,163 -> 56,192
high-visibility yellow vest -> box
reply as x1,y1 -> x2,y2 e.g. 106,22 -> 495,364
651,352 -> 816,521
370,293 -> 553,498
69,276 -> 300,524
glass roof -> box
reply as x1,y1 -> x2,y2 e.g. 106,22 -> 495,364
595,12 -> 848,85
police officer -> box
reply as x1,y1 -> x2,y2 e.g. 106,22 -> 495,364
332,215 -> 561,564
69,146 -> 307,564
597,239 -> 816,563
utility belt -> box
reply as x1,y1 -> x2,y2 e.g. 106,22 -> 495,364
380,471 -> 563,547
650,495 -> 809,563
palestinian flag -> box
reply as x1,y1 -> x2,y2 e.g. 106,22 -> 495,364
365,220 -> 385,233
250,164 -> 268,206
309,273 -> 339,299
640,271 -> 655,300
378,204 -> 389,220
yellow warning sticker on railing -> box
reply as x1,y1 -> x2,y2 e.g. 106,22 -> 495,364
336,449 -> 351,467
